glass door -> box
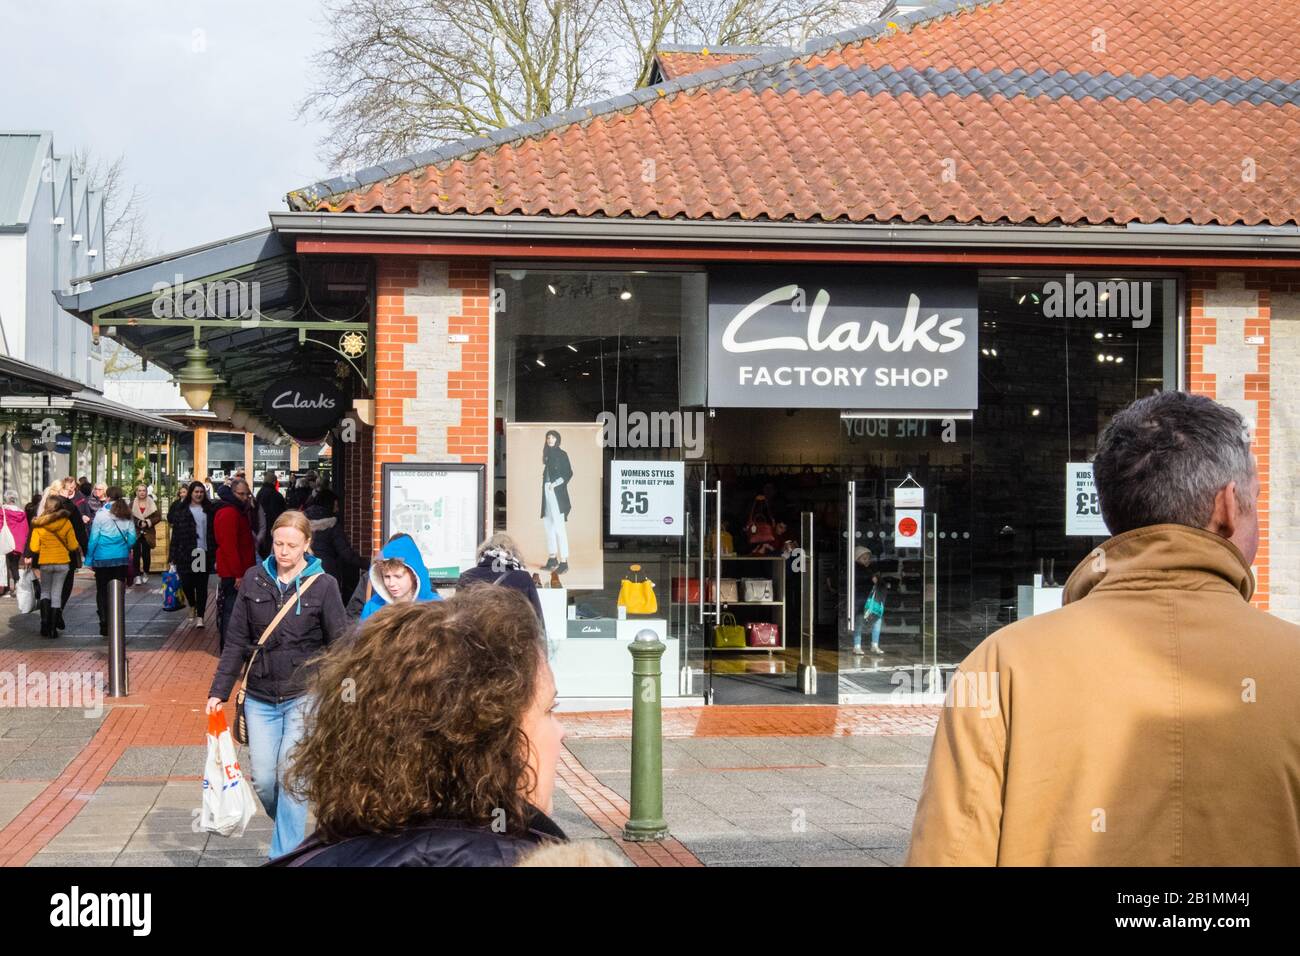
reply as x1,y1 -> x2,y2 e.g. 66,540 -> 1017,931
839,478 -> 944,704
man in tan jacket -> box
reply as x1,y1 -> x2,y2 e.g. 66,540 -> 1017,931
908,391 -> 1300,865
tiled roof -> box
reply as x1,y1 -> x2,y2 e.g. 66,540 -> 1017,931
289,0 -> 1300,228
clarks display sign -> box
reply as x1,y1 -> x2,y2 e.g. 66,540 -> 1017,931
262,376 -> 346,441
707,267 -> 978,410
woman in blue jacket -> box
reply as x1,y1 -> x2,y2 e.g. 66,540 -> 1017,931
85,487 -> 137,637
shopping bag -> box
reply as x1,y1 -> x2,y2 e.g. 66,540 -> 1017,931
617,577 -> 658,615
712,613 -> 747,649
161,569 -> 185,611
0,519 -> 14,556
707,578 -> 740,603
15,568 -> 35,614
671,577 -> 700,603
746,622 -> 780,647
201,710 -> 258,838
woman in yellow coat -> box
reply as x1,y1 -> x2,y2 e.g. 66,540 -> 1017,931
26,496 -> 82,638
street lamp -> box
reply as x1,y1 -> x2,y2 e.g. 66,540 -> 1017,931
174,330 -> 222,411
209,384 -> 236,422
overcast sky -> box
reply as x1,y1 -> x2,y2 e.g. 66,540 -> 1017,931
2,0 -> 335,255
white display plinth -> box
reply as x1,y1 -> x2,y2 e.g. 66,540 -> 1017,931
1017,585 -> 1064,619
549,615 -> 678,699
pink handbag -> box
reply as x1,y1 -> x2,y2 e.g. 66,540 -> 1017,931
746,622 -> 780,647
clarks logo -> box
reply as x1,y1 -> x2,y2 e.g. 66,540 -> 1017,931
722,285 -> 967,355
270,391 -> 337,411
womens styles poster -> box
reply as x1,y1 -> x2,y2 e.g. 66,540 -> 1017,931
505,422 -> 604,590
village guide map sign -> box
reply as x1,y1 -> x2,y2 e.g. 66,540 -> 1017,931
381,463 -> 485,584
707,266 -> 978,410
609,460 -> 684,536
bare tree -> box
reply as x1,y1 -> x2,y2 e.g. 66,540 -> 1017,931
302,0 -> 610,169
73,150 -> 154,377
72,150 -> 153,270
303,0 -> 888,170
616,0 -> 884,87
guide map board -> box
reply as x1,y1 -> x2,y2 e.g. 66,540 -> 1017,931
381,463 -> 486,585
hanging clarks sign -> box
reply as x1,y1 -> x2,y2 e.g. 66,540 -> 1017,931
707,266 -> 978,410
262,376 -> 346,442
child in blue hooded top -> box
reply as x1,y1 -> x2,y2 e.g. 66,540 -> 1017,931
359,534 -> 440,620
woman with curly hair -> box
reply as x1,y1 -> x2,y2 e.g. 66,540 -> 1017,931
270,586 -> 568,866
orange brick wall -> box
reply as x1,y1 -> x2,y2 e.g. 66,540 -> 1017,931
371,256 -> 492,553
1186,269 -> 1280,612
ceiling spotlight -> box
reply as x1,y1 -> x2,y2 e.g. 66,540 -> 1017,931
1116,356 -> 1125,364
1094,331 -> 1103,340
566,344 -> 578,352
990,348 -> 997,357
619,289 -> 632,301
1030,408 -> 1041,417
535,355 -> 546,367
1017,294 -> 1027,305
547,284 -> 558,295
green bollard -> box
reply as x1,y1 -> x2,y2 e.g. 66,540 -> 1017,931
623,628 -> 669,842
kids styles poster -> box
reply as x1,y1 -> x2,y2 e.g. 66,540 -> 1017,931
505,422 -> 605,590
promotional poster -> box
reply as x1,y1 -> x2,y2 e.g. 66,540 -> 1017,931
505,422 -> 605,589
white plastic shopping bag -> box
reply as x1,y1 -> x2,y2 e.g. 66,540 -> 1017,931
201,710 -> 258,838
15,568 -> 35,615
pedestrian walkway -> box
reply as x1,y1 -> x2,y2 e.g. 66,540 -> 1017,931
0,575 -> 939,867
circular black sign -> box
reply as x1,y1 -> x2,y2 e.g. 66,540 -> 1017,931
262,376 -> 346,442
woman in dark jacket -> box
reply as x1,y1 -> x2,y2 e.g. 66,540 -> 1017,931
168,481 -> 214,625
539,429 -> 573,574
269,586 -> 567,867
457,532 -> 543,620
206,509 -> 347,859
303,489 -> 366,591
254,470 -> 287,558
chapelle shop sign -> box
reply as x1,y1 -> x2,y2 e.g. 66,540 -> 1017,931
707,266 -> 978,410
262,376 -> 346,441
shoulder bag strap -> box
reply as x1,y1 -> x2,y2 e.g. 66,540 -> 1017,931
237,574 -> 320,693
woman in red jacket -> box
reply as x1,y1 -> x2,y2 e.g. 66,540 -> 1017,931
212,478 -> 256,652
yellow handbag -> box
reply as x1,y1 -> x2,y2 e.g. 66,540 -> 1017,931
617,574 -> 658,615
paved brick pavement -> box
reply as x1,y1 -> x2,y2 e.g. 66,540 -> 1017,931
0,572 -> 939,867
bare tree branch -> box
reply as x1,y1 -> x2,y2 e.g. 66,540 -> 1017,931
300,0 -> 889,171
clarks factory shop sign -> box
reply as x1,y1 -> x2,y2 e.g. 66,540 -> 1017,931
262,375 -> 346,442
707,266 -> 978,410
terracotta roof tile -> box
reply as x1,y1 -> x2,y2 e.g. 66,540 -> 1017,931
292,0 -> 1300,227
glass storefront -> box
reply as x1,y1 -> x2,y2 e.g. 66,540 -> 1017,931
494,266 -> 1178,703
207,432 -> 247,482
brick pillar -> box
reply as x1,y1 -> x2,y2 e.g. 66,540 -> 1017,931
340,421 -> 374,559
372,257 -> 491,552
1188,270 -> 1271,611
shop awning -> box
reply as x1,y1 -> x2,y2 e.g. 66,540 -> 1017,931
53,228 -> 371,413
0,390 -> 185,432
0,354 -> 83,397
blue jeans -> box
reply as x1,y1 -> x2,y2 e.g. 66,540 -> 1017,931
242,695 -> 311,858
853,611 -> 883,650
